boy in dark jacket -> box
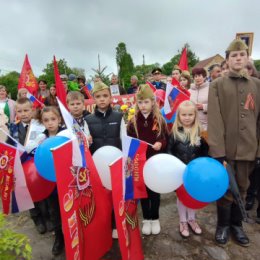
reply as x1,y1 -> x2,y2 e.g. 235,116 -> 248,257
85,82 -> 126,239
9,97 -> 47,234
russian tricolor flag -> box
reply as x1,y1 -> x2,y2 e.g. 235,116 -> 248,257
122,135 -> 148,200
26,92 -> 43,108
163,82 -> 190,122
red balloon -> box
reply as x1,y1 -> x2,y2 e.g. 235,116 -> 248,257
23,158 -> 56,202
176,185 -> 208,209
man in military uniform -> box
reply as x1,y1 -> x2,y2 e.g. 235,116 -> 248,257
151,68 -> 166,91
208,39 -> 260,247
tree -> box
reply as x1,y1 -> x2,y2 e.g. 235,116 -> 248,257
71,67 -> 85,76
162,44 -> 200,75
134,63 -> 160,83
0,71 -> 20,99
115,42 -> 134,88
38,58 -> 74,86
91,54 -> 112,85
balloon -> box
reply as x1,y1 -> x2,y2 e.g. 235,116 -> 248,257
176,185 -> 208,209
160,108 -> 176,123
143,154 -> 186,194
23,158 -> 56,202
34,136 -> 69,182
92,146 -> 122,190
183,157 -> 229,203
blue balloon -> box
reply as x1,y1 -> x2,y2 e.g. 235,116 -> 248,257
183,157 -> 229,203
160,108 -> 176,123
34,136 -> 69,182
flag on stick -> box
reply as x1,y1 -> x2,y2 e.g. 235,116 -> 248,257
178,47 -> 188,71
17,54 -> 38,95
53,56 -> 67,108
163,83 -> 190,122
122,135 -> 148,200
110,157 -> 144,260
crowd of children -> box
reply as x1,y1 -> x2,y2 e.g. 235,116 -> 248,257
1,38 -> 260,257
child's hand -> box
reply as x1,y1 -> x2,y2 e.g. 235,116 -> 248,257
152,142 -> 162,151
87,135 -> 93,146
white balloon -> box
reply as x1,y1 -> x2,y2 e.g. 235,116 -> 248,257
143,154 -> 186,194
92,146 -> 122,190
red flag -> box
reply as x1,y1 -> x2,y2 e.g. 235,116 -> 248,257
53,56 -> 67,108
110,157 -> 144,260
178,47 -> 188,71
0,143 -> 16,214
53,140 -> 113,260
17,54 -> 38,96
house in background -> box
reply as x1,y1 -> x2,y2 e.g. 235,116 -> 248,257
193,54 -> 224,75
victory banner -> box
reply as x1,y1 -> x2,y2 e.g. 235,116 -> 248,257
0,143 -> 16,214
53,139 -> 113,260
18,54 -> 38,95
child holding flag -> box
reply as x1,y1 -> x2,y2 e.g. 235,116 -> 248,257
38,106 -> 65,255
85,82 -> 126,238
8,97 -> 48,234
166,100 -> 208,238
127,84 -> 168,235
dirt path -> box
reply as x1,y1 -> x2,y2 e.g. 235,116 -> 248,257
6,193 -> 260,260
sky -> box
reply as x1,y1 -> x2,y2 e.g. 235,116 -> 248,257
0,0 -> 260,78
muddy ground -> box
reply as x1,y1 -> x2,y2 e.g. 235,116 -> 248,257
5,193 -> 260,260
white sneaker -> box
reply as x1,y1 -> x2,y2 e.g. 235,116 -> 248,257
142,220 -> 152,235
112,229 -> 118,239
151,219 -> 161,235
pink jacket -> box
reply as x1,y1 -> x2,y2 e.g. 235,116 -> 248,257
189,81 -> 209,130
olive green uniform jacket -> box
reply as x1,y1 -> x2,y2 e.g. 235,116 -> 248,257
208,71 -> 260,161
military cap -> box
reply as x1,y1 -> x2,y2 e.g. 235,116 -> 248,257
92,82 -> 109,94
152,67 -> 162,75
226,39 -> 248,53
136,84 -> 155,100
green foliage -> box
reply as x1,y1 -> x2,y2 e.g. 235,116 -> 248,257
38,58 -> 83,86
133,63 -> 160,83
116,42 -> 134,87
162,44 -> 200,75
0,71 -> 20,100
0,213 -> 32,260
254,60 -> 260,71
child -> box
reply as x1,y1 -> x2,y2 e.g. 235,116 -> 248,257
66,91 -> 90,136
39,106 -> 65,255
8,98 -> 47,235
127,84 -> 168,236
85,82 -> 126,238
166,100 -> 208,238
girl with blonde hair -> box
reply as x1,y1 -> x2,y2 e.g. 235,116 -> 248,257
127,84 -> 168,236
167,100 -> 208,238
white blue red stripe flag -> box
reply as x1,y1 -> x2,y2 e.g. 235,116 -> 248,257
122,135 -> 148,200
163,82 -> 190,121
26,92 -> 44,108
